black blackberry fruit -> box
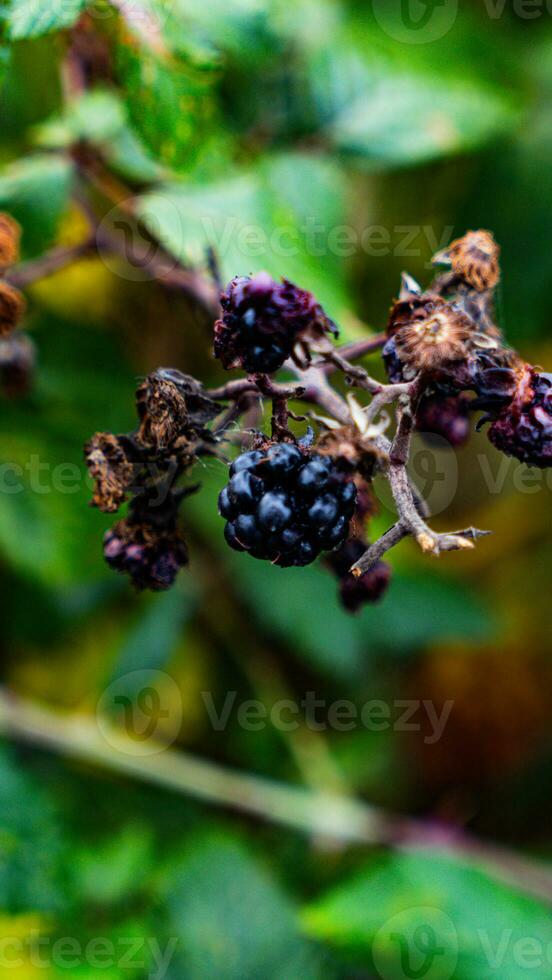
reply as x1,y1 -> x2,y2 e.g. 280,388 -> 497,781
219,443 -> 356,567
214,273 -> 336,375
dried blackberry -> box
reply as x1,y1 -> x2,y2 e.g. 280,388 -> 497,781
415,392 -> 471,448
433,230 -> 500,292
104,519 -> 188,591
0,213 -> 21,270
214,273 -> 336,374
488,368 -> 552,468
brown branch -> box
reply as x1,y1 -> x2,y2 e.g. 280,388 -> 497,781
328,333 -> 386,365
351,522 -> 408,576
6,240 -> 96,288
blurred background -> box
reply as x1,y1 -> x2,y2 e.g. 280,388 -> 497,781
1,0 -> 552,977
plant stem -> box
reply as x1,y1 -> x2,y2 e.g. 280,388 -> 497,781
6,241 -> 96,288
1,687 -> 552,904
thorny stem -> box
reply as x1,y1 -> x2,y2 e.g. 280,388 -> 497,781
2,687 -> 552,906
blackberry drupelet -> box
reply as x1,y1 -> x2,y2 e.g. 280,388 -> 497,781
214,272 -> 336,374
219,443 -> 356,567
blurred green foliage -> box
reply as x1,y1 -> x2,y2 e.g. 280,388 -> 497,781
0,0 -> 552,977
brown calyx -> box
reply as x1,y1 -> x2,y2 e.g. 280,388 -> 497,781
85,432 -> 134,513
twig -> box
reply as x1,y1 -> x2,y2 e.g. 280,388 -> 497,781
6,240 -> 96,288
324,333 -> 387,368
351,522 -> 408,576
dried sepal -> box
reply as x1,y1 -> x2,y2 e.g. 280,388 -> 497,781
394,303 -> 472,372
433,230 -> 500,292
0,281 -> 26,336
136,370 -> 218,452
0,213 -> 21,270
85,432 -> 134,513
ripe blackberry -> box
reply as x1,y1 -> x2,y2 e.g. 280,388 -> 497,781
219,442 -> 356,567
327,538 -> 391,613
214,272 -> 336,374
415,392 -> 471,448
487,368 -> 552,468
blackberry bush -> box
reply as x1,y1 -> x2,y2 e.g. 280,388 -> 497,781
65,225 -> 551,606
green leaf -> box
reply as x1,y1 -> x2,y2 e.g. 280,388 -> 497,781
69,824 -> 154,907
165,834 -> 326,979
7,0 -> 87,39
113,22 -> 218,172
328,75 -> 518,169
106,587 -> 195,691
36,89 -> 127,147
303,850 -> 552,979
0,744 -> 64,913
0,154 -> 73,255
0,313 -> 135,587
34,89 -> 166,184
137,152 -> 351,322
